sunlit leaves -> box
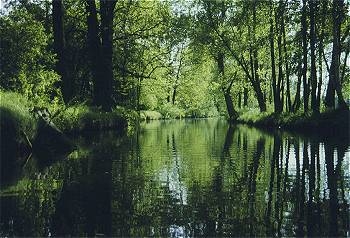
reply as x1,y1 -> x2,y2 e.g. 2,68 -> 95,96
0,7 -> 60,105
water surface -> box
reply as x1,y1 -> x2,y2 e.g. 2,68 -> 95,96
1,119 -> 349,237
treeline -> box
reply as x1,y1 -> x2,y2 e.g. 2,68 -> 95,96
1,0 -> 174,112
192,0 -> 349,119
0,0 -> 349,119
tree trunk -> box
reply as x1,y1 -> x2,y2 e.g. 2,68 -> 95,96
217,53 -> 238,120
100,0 -> 117,111
244,87 -> 248,106
317,44 -> 323,111
172,86 -> 177,105
86,0 -> 117,112
167,93 -> 170,103
325,0 -> 347,109
292,60 -> 302,112
238,92 -> 242,108
276,1 -> 284,113
252,0 -> 267,112
52,0 -> 71,103
301,0 -> 309,112
224,91 -> 238,121
340,43 -> 349,84
316,1 -> 327,111
282,8 -> 291,112
310,0 -> 318,112
172,52 -> 183,105
86,0 -> 103,107
269,1 -> 280,113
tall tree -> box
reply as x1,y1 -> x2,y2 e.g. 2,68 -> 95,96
250,0 -> 267,112
325,0 -> 348,109
282,5 -> 292,112
316,0 -> 328,111
310,0 -> 318,112
100,0 -> 117,110
301,0 -> 309,112
217,52 -> 238,120
269,0 -> 280,113
86,0 -> 117,111
52,0 -> 72,103
196,0 -> 267,112
276,0 -> 285,113
292,53 -> 302,112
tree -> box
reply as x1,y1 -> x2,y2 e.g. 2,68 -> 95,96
52,0 -> 72,103
301,0 -> 309,112
325,0 -> 348,109
249,0 -> 267,112
0,5 -> 59,104
309,0 -> 318,112
191,0 -> 240,119
86,0 -> 117,111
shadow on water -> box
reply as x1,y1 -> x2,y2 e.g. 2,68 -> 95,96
1,119 -> 349,237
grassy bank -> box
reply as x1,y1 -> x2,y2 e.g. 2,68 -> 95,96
0,91 -> 138,138
139,102 -> 219,121
53,105 -> 138,134
237,108 -> 349,136
0,91 -> 38,143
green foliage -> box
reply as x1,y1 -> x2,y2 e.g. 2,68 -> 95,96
0,91 -> 136,139
52,103 -> 90,132
1,0 -> 348,129
238,108 -> 349,133
238,108 -> 273,124
159,103 -> 186,119
140,110 -> 163,120
113,106 -> 140,134
52,104 -> 136,133
0,7 -> 61,105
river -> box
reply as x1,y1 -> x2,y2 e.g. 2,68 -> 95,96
1,119 -> 349,237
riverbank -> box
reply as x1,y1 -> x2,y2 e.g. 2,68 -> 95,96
1,91 -> 137,133
236,108 -> 350,137
0,91 -> 137,156
139,110 -> 218,121
0,91 -> 139,183
53,105 -> 138,134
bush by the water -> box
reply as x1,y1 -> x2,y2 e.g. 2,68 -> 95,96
140,110 -> 163,120
53,104 -> 137,133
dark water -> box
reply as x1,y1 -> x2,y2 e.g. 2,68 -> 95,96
1,119 -> 349,237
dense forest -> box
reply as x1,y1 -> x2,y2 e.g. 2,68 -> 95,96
1,0 -> 349,122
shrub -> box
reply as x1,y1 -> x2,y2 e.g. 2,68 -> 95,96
140,110 -> 163,120
158,103 -> 185,119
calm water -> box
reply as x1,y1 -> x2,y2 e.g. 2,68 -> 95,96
1,119 -> 349,237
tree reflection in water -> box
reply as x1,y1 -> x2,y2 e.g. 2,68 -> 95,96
1,119 -> 349,237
